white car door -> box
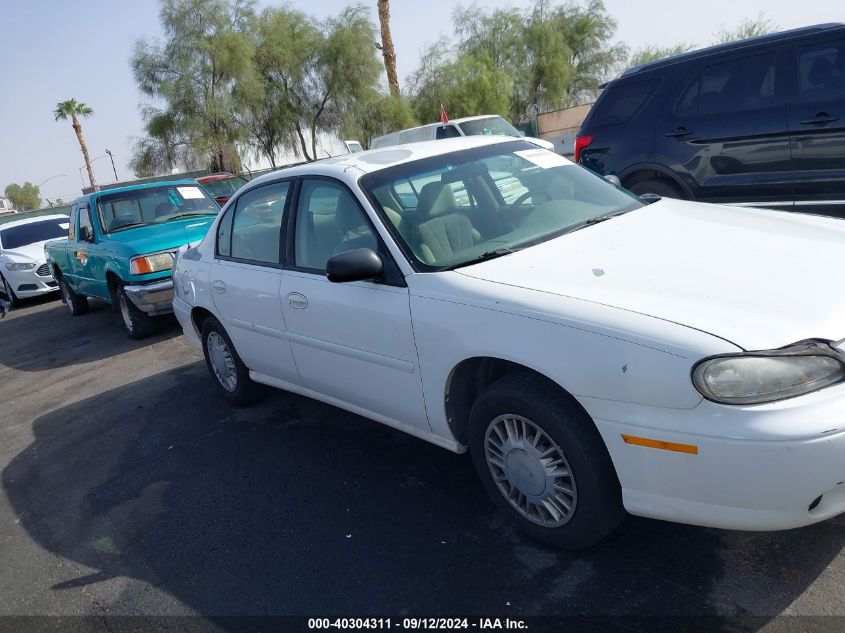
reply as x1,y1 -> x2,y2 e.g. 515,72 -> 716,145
210,179 -> 301,385
281,177 -> 429,432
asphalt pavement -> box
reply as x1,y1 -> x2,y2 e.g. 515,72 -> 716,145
1,294 -> 844,631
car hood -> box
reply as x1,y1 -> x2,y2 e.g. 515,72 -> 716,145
1,239 -> 55,263
105,216 -> 216,254
457,199 -> 845,351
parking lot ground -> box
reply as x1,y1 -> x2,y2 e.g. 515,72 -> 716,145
1,295 -> 844,629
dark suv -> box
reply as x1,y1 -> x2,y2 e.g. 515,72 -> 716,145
577,23 -> 845,215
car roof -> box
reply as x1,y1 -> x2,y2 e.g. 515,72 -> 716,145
0,213 -> 69,230
243,136 -> 525,190
77,180 -> 202,203
621,23 -> 845,80
196,173 -> 237,183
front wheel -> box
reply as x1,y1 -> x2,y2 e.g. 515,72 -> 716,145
1,274 -> 18,307
201,317 -> 262,406
468,373 -> 624,549
113,282 -> 153,339
60,277 -> 89,316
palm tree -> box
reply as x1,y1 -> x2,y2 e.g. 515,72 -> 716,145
376,0 -> 400,97
54,99 -> 96,188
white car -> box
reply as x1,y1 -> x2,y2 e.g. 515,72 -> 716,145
370,115 -> 556,152
173,136 -> 845,549
0,214 -> 69,303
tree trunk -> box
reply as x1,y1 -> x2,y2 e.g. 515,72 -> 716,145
377,0 -> 400,98
73,114 -> 97,188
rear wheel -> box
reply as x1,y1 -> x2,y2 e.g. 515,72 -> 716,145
112,281 -> 154,339
468,373 -> 624,550
628,178 -> 685,200
201,316 -> 262,406
59,276 -> 89,316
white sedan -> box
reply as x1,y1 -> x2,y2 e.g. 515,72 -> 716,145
173,136 -> 845,549
0,214 -> 69,303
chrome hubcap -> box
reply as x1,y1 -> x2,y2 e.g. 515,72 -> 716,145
119,292 -> 132,330
206,331 -> 237,392
485,414 -> 577,527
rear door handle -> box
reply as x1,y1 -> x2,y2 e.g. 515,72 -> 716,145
211,280 -> 226,294
287,292 -> 308,309
665,127 -> 692,138
801,113 -> 839,125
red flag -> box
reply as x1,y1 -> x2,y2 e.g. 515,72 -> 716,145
440,102 -> 449,123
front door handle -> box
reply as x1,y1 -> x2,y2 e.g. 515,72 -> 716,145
211,280 -> 226,294
287,292 -> 308,309
800,112 -> 839,125
665,127 -> 692,138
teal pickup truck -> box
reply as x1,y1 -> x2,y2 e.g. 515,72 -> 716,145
45,181 -> 220,338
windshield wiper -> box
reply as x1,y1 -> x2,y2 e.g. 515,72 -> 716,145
161,211 -> 217,222
438,248 -> 519,272
110,222 -> 147,232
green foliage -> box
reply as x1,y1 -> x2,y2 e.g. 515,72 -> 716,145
715,13 -> 778,44
628,44 -> 694,68
4,183 -> 42,212
131,0 -> 257,173
342,92 -> 417,150
53,99 -> 93,122
411,0 -> 626,124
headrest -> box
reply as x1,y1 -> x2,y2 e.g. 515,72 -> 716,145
416,182 -> 457,219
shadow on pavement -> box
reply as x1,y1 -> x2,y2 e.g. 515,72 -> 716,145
3,362 -> 843,621
0,294 -> 180,371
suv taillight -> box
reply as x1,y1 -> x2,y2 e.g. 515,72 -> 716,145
574,135 -> 594,163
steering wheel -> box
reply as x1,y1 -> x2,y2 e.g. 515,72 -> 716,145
507,190 -> 551,211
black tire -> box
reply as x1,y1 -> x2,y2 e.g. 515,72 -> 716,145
59,276 -> 89,316
628,178 -> 685,200
112,281 -> 154,339
468,372 -> 624,550
1,274 -> 18,307
200,316 -> 263,406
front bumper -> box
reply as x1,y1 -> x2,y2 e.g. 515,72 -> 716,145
583,383 -> 845,531
124,279 -> 174,316
3,263 -> 59,298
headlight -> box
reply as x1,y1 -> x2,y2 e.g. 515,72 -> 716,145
693,352 -> 845,405
5,262 -> 36,271
129,252 -> 175,275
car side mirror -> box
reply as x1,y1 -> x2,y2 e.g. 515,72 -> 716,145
603,174 -> 622,187
326,248 -> 383,283
79,225 -> 93,242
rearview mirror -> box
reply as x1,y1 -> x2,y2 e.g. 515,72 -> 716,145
326,248 -> 383,283
79,225 -> 93,242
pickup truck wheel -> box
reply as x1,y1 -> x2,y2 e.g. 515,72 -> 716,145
468,373 -> 624,550
59,277 -> 88,316
201,317 -> 262,406
114,283 -> 153,339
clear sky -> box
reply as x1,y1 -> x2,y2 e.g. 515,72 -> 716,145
1,0 -> 842,203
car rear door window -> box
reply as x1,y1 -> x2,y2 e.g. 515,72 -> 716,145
226,181 -> 289,265
797,39 -> 845,101
589,79 -> 659,126
676,53 -> 778,116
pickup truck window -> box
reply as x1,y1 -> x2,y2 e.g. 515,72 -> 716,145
97,185 -> 218,234
78,206 -> 94,242
68,207 -> 77,241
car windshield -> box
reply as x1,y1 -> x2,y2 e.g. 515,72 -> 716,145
199,176 -> 248,199
361,140 -> 643,271
0,218 -> 70,249
97,184 -> 219,233
458,116 -> 522,138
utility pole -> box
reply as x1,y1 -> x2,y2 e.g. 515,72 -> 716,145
105,149 -> 119,181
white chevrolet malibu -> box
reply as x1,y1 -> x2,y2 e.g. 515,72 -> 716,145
173,136 -> 845,549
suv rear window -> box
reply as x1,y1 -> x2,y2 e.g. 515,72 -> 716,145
676,53 -> 777,116
589,79 -> 659,126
